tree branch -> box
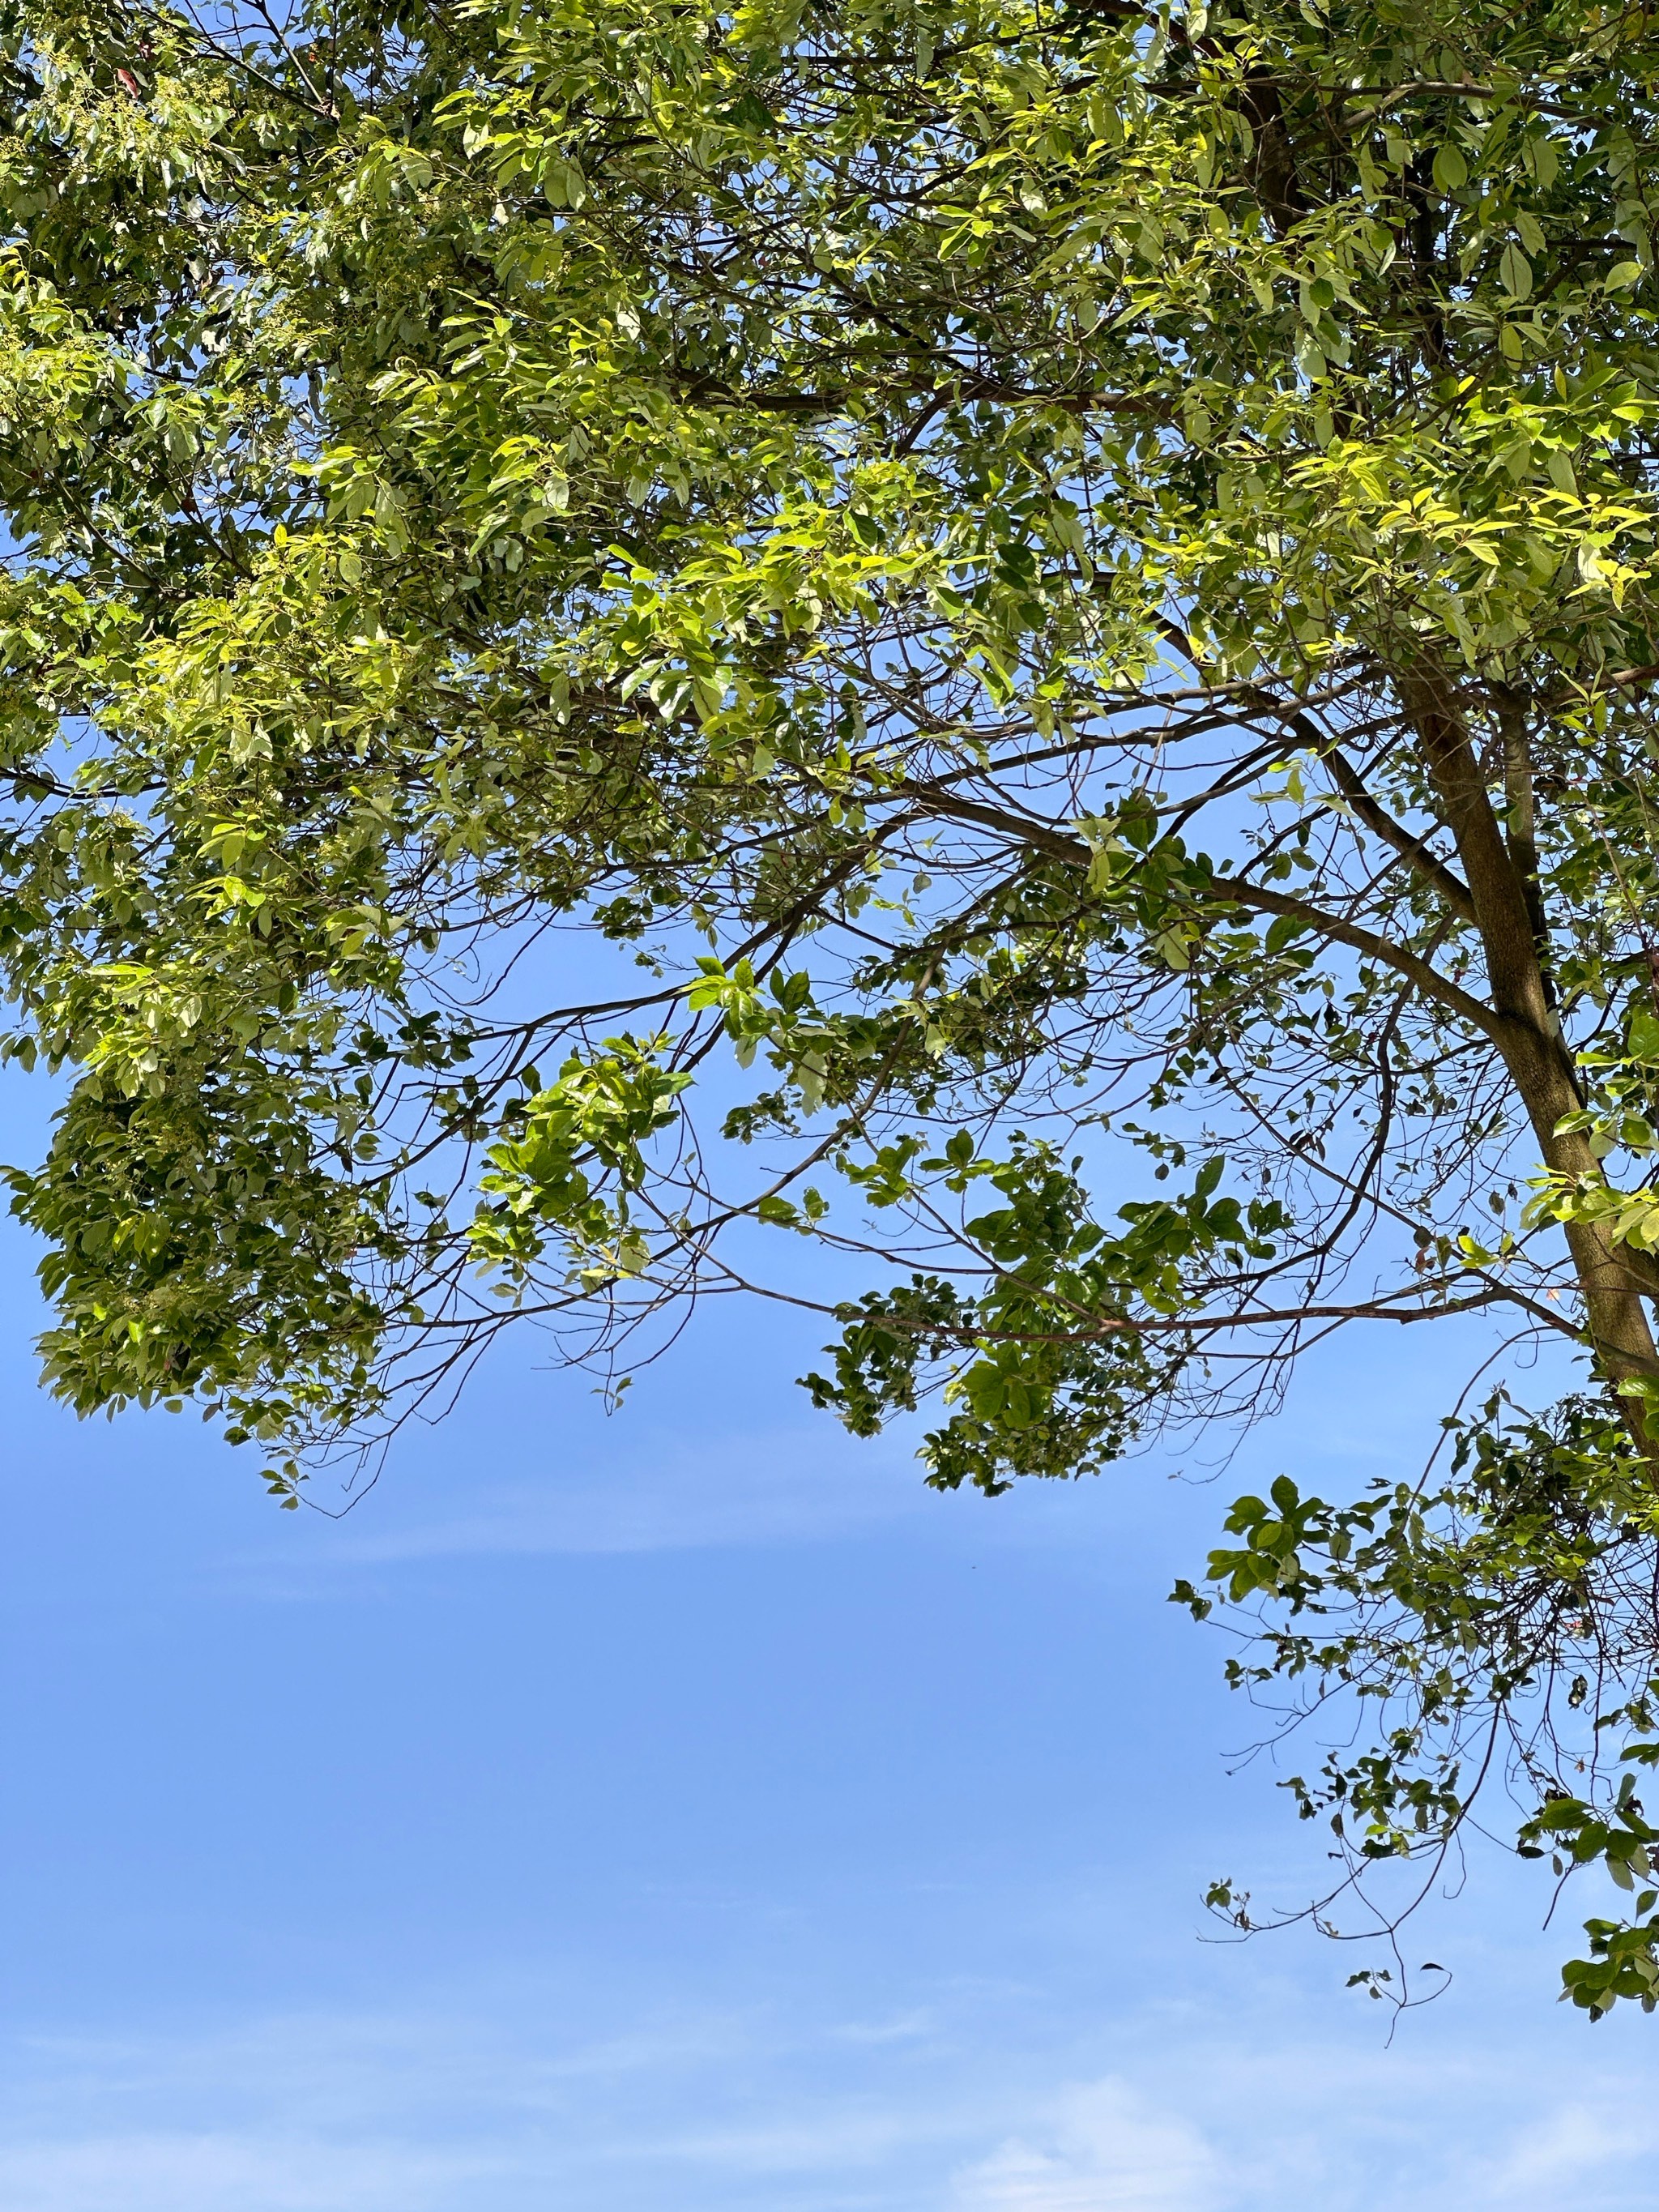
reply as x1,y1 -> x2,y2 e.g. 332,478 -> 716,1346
1325,749 -> 1477,925
893,775 -> 1508,1043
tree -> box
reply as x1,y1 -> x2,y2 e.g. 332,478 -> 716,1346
5,0 -> 1659,2011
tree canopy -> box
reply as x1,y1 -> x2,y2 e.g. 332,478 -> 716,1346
8,0 -> 1659,2013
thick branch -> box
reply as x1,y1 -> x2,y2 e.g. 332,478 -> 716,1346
895,775 -> 1504,1040
1325,750 -> 1476,925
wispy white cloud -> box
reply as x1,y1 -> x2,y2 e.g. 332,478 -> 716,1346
830,2009 -> 936,2046
11,1988 -> 1659,2212
950,2035 -> 1659,2212
951,2081 -> 1220,2212
0,2001 -> 983,2212
0,2132 -> 506,2212
1469,2095 -> 1659,2207
294,1427 -> 927,1565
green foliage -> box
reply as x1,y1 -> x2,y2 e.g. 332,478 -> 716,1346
806,1140 -> 1284,1488
471,1036 -> 692,1283
5,0 -> 1659,2003
1179,1394 -> 1659,2017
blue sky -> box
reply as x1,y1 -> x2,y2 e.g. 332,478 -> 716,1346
2,1065 -> 1657,2211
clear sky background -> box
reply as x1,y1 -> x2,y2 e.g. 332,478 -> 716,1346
2,1056 -> 1658,2212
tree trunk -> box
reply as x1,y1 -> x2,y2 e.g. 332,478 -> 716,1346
1401,664 -> 1659,1417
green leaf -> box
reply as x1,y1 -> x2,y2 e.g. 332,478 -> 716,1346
1499,241 -> 1533,301
1432,143 -> 1469,193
